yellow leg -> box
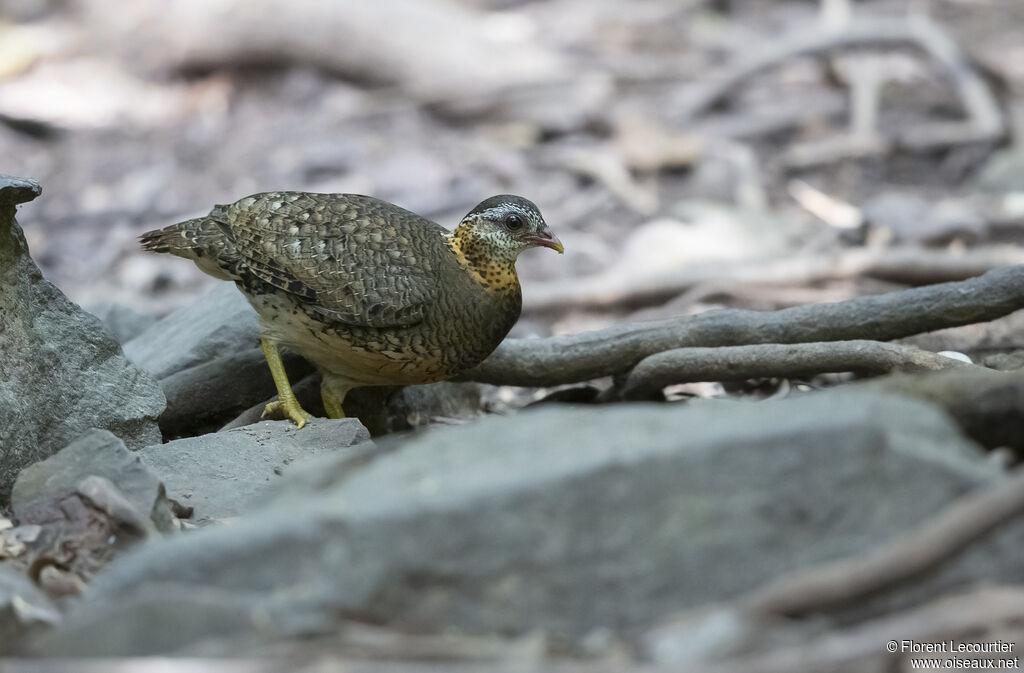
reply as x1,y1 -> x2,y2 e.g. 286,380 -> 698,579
320,379 -> 346,419
260,338 -> 313,429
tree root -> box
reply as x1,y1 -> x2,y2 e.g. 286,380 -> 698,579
620,340 -> 973,400
644,585 -> 1024,672
742,468 -> 1024,618
465,264 -> 1024,387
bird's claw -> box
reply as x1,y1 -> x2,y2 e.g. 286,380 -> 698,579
262,399 -> 313,429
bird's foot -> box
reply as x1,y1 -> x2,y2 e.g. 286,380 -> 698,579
262,398 -> 313,429
319,374 -> 353,420
320,383 -> 347,419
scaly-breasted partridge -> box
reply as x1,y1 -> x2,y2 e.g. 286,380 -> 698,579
141,192 -> 562,427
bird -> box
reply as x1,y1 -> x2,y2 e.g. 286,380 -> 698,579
140,191 -> 563,428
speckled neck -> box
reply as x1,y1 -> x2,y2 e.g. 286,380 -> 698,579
447,224 -> 519,292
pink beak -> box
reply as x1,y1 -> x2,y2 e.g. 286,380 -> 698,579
526,227 -> 564,254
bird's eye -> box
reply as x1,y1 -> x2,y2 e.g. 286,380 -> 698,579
504,213 -> 524,230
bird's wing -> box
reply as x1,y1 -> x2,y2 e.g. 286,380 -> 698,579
228,192 -> 446,328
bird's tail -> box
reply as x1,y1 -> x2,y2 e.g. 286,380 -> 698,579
139,216 -> 210,256
140,205 -> 240,280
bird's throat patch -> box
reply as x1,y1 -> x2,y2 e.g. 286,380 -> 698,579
448,229 -> 519,292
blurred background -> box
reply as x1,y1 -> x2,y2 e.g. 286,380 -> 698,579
5,2 -> 1024,665
2,0 -> 1023,337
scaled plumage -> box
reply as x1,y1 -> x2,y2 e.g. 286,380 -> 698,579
141,191 -> 561,426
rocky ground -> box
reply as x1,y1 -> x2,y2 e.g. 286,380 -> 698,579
3,0 -> 1024,671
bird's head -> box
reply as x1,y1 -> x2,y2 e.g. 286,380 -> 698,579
454,195 -> 563,264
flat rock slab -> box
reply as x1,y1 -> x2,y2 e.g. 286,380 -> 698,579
36,390 -> 1022,655
12,429 -> 172,532
139,418 -> 371,522
123,282 -> 260,381
0,175 -> 164,501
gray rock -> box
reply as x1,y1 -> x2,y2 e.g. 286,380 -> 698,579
84,302 -> 156,344
139,418 -> 371,522
9,479 -> 158,593
123,282 -> 260,380
0,175 -> 164,501
37,390 -> 1019,655
12,429 -> 173,532
75,475 -> 159,538
7,431 -> 177,595
28,586 -> 270,657
339,380 -> 483,436
217,370 -> 325,432
0,563 -> 60,654
862,190 -> 985,245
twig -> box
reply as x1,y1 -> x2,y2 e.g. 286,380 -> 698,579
688,91 -> 847,141
676,16 -> 1004,150
898,13 -> 1004,148
644,586 -> 1024,672
523,246 -> 1024,314
787,180 -> 863,229
742,468 -> 1024,617
621,340 -> 971,400
465,264 -> 1024,387
553,147 -> 659,215
783,134 -> 890,168
782,53 -> 890,167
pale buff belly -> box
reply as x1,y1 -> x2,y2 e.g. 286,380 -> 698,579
245,291 -> 448,387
